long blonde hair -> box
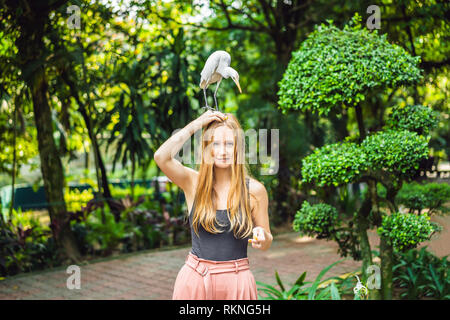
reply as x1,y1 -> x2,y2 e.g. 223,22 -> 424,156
190,113 -> 254,239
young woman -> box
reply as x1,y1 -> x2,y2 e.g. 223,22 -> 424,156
154,110 -> 272,300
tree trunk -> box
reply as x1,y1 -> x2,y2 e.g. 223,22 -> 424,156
380,185 -> 398,300
329,107 -> 350,141
15,14 -> 81,262
356,210 -> 372,280
355,106 -> 384,299
356,196 -> 381,300
32,69 -> 81,262
80,103 -> 120,221
380,235 -> 394,299
84,149 -> 89,179
355,104 -> 366,142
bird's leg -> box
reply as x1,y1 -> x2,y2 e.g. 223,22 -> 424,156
203,88 -> 209,108
202,87 -> 214,111
213,78 -> 222,111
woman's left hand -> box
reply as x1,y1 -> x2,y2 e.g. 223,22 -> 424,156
249,226 -> 272,251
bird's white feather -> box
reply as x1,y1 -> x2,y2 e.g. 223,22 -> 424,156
199,50 -> 240,109
200,50 -> 232,88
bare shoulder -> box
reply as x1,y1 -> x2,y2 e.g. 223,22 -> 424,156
248,177 -> 267,194
247,177 -> 268,210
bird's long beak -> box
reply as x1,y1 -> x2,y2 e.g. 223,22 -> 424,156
232,77 -> 242,93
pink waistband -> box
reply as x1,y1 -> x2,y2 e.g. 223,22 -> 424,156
184,252 -> 251,299
187,251 -> 250,267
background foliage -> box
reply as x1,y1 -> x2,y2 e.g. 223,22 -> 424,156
0,1 -> 448,289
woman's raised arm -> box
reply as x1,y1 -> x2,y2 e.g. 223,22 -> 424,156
153,110 -> 226,194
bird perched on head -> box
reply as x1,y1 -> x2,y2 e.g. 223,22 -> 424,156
199,50 -> 242,112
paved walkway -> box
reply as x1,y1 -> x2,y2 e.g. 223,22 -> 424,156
1,214 -> 448,300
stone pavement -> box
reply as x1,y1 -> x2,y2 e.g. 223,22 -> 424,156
1,215 -> 448,300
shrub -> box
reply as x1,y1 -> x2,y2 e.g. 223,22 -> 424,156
64,187 -> 94,212
377,212 -> 440,251
393,247 -> 449,299
301,141 -> 368,187
396,182 -> 450,215
386,104 -> 440,136
277,13 -> 421,115
121,207 -> 167,251
293,201 -> 340,238
0,208 -> 60,276
110,184 -> 153,202
361,129 -> 429,176
84,205 -> 130,255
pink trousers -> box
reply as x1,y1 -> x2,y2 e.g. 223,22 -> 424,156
172,252 -> 258,300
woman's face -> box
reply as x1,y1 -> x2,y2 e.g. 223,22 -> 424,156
211,125 -> 235,168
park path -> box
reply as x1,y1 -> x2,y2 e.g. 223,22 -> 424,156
0,214 -> 448,300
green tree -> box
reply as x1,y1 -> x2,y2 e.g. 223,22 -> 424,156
0,72 -> 38,220
145,0 -> 450,226
48,2 -> 120,221
143,0 -> 325,224
0,0 -> 81,261
280,14 -> 442,299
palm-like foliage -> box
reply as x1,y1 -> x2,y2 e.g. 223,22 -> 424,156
256,259 -> 344,300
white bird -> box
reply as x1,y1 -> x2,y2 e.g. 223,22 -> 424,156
199,50 -> 242,111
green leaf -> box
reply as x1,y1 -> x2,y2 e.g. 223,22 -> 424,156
275,270 -> 285,292
308,259 -> 344,300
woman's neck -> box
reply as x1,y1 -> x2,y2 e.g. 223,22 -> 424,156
214,167 -> 232,187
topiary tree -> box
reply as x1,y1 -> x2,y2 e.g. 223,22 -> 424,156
279,14 -> 442,299
384,104 -> 440,137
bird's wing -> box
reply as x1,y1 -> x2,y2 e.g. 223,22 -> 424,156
199,50 -> 231,87
200,69 -> 215,88
200,53 -> 220,88
216,52 -> 231,76
200,63 -> 218,80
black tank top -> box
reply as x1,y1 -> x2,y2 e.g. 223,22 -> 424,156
189,177 -> 251,261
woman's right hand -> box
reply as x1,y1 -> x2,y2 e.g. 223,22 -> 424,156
193,110 -> 227,128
